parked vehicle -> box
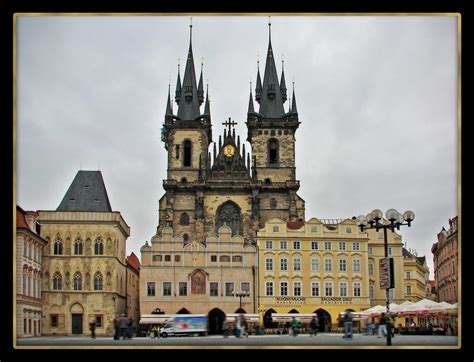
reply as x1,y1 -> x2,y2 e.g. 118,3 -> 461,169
159,315 -> 208,337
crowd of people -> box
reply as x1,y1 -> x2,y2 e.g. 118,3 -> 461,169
112,313 -> 135,340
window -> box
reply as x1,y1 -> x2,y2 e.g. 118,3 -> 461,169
280,281 -> 288,296
311,225 -> 317,233
388,289 -> 394,299
211,255 -> 217,262
340,282 -> 348,297
94,272 -> 103,290
368,247 -> 373,256
24,241 -> 27,256
293,258 -> 301,271
53,239 -> 63,255
311,258 -> 320,272
325,282 -> 333,296
272,225 -> 279,232
353,260 -> 361,272
280,258 -> 288,271
268,139 -> 279,165
52,272 -> 62,290
293,241 -> 301,250
324,259 -> 332,272
339,259 -> 347,272
388,247 -> 393,256
23,274 -> 26,295
183,234 -> 189,243
153,255 -> 162,262
265,258 -> 273,271
180,213 -> 190,226
232,255 -> 242,262
369,285 -> 374,299
311,241 -> 319,250
406,285 -> 412,295
225,282 -> 234,296
73,272 -> 82,291
210,282 -> 219,296
369,263 -> 374,275
162,282 -> 172,296
312,282 -> 320,296
352,242 -> 360,251
266,240 -> 273,250
95,315 -> 103,327
74,239 -> 83,255
179,282 -> 188,296
50,315 -> 58,327
175,144 -> 180,159
220,255 -> 230,262
280,240 -> 287,250
353,282 -> 361,297
339,241 -> 346,251
165,255 -> 171,262
183,140 -> 192,167
346,226 -> 352,233
406,272 -> 411,279
324,241 -> 332,250
266,282 -> 274,296
378,231 -> 384,239
175,255 -> 181,262
94,238 -> 104,255
270,199 -> 277,209
293,282 -> 302,296
147,282 -> 156,296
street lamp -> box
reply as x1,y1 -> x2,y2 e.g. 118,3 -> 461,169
232,290 -> 251,310
356,208 -> 415,346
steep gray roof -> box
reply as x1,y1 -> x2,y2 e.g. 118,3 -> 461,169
57,170 -> 112,212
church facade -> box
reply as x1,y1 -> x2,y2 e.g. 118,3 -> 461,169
140,23 -> 304,332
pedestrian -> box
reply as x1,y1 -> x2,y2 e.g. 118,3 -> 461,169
365,317 -> 374,335
113,314 -> 120,340
126,316 -> 133,339
89,318 -> 96,339
377,312 -> 387,338
118,313 -> 128,339
222,319 -> 229,338
342,310 -> 353,339
291,317 -> 300,337
235,316 -> 241,338
309,316 -> 319,336
240,314 -> 248,338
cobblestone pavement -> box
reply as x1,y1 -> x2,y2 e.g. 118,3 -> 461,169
16,333 -> 459,348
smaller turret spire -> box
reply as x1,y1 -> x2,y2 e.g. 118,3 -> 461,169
255,57 -> 262,103
248,81 -> 255,113
175,60 -> 181,105
165,82 -> 173,116
204,83 -> 210,116
291,81 -> 298,113
280,56 -> 287,103
198,60 -> 204,105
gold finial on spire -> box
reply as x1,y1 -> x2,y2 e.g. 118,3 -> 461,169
268,16 -> 271,27
190,17 -> 193,28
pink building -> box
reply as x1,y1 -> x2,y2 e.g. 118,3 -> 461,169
431,216 -> 458,303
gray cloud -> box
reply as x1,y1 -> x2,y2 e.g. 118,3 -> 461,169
17,15 -> 458,278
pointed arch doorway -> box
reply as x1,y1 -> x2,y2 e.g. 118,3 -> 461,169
70,303 -> 84,334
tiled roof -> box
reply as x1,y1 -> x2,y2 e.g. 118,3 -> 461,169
127,252 -> 141,273
287,221 -> 305,230
16,205 -> 29,229
57,171 -> 112,212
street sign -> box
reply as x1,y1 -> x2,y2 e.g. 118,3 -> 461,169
379,257 -> 394,289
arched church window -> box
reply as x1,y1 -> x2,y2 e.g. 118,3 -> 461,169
268,139 -> 279,165
94,238 -> 104,255
216,201 -> 242,236
52,272 -> 62,290
180,213 -> 190,226
183,140 -> 192,167
73,272 -> 82,290
94,272 -> 103,291
74,239 -> 83,255
183,234 -> 189,244
53,239 -> 63,255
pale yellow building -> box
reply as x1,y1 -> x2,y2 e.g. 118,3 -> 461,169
256,218 -> 371,332
126,252 -> 141,326
366,225 -> 405,306
140,225 -> 257,334
402,248 -> 430,302
37,171 -> 130,336
16,206 -> 48,337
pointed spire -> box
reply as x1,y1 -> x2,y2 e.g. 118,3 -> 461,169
259,20 -> 285,118
280,57 -> 287,103
177,20 -> 201,120
291,82 -> 298,113
232,128 -> 235,140
247,152 -> 251,171
198,60 -> 204,105
237,135 -> 240,150
213,142 -> 217,162
288,96 -> 292,113
204,83 -> 210,116
165,82 -> 173,116
175,60 -> 181,105
219,135 -> 222,150
255,57 -> 262,104
242,143 -> 246,159
248,81 -> 255,113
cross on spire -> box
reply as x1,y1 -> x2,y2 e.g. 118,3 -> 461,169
222,117 -> 237,133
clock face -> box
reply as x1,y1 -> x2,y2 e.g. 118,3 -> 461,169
223,144 -> 235,157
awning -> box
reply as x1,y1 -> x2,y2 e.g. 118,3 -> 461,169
139,314 -> 172,324
271,313 -> 316,322
225,314 -> 260,322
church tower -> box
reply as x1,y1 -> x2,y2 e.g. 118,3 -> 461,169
246,20 -> 304,222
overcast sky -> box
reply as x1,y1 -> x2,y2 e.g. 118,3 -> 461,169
16,15 -> 458,279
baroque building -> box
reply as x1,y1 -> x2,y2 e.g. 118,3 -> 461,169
37,170 -> 130,336
16,205 -> 48,337
140,22 -> 303,332
402,248 -> 430,303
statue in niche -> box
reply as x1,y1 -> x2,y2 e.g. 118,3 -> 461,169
195,196 -> 204,219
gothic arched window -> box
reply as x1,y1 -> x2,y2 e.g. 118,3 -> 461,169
53,239 -> 63,255
94,272 -> 103,290
94,238 -> 104,255
216,201 -> 242,236
180,213 -> 190,226
74,239 -> 83,255
73,272 -> 82,290
183,233 -> 189,245
52,272 -> 62,290
183,140 -> 192,167
268,138 -> 279,166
